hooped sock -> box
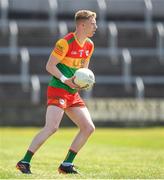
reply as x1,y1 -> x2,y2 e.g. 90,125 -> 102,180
21,150 -> 34,164
63,149 -> 77,164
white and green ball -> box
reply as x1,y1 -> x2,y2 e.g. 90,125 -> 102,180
74,68 -> 95,90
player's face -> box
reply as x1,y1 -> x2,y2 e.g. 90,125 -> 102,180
83,17 -> 97,37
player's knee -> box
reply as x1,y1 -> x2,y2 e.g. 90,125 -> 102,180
44,125 -> 58,136
49,126 -> 58,135
85,124 -> 95,135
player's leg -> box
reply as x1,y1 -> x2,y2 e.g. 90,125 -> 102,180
65,106 -> 95,152
28,105 -> 64,152
16,105 -> 64,174
58,106 -> 95,174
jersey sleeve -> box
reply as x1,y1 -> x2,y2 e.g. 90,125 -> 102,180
51,39 -> 69,61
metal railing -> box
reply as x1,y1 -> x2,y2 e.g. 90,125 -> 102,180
31,75 -> 40,104
157,23 -> 164,63
0,0 -> 9,34
136,77 -> 145,99
144,0 -> 153,35
48,0 -> 58,34
122,49 -> 132,92
20,48 -> 30,91
97,0 -> 106,29
58,21 -> 68,37
9,21 -> 18,61
108,22 -> 118,63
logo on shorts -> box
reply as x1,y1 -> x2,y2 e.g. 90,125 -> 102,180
59,98 -> 65,105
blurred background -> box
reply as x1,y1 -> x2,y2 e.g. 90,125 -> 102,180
0,0 -> 164,127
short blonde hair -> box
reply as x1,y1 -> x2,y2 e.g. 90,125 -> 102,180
75,10 -> 96,22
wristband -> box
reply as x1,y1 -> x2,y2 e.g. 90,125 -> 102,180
60,75 -> 68,83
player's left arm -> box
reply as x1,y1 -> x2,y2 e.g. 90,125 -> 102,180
83,60 -> 89,68
83,43 -> 94,68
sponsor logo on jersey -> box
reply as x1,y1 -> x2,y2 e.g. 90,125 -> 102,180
71,51 -> 78,55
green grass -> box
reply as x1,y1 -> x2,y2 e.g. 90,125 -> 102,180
0,127 -> 164,179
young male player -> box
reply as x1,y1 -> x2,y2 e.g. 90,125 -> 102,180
16,9 -> 97,174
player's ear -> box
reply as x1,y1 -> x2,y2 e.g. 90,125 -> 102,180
81,23 -> 85,27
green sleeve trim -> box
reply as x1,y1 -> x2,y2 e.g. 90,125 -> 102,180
67,37 -> 75,44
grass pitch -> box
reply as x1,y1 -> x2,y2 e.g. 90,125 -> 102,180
0,127 -> 164,179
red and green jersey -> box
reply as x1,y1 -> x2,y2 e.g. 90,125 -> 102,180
48,32 -> 94,94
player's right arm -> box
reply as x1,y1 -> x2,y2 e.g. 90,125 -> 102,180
46,39 -> 78,89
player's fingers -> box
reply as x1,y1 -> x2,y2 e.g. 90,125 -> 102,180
71,76 -> 77,85
65,78 -> 79,89
71,77 -> 81,89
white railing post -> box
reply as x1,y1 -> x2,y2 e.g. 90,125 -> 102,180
122,49 -> 132,92
58,21 -> 68,37
144,0 -> 153,35
20,48 -> 30,91
48,0 -> 58,34
108,22 -> 118,64
97,0 -> 106,29
9,21 -> 18,61
0,0 -> 9,34
31,75 -> 40,104
156,23 -> 164,64
136,77 -> 144,99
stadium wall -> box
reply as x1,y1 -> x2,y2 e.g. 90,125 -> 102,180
1,99 -> 164,127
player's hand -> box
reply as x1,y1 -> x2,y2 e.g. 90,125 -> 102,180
64,76 -> 80,89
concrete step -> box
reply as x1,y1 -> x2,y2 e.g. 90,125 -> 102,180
1,54 -> 163,76
131,56 -> 164,76
29,55 -> 48,74
0,55 -> 21,74
92,83 -> 164,98
18,27 -> 58,47
0,33 -> 9,46
90,57 -> 122,75
92,84 -> 135,98
145,84 -> 164,98
117,27 -> 157,48
0,83 -> 47,102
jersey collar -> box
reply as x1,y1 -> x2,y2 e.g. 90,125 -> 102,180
73,32 -> 87,48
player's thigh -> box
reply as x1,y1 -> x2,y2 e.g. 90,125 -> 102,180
65,106 -> 95,130
45,105 -> 64,129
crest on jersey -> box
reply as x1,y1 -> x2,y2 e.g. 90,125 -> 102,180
85,50 -> 89,56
